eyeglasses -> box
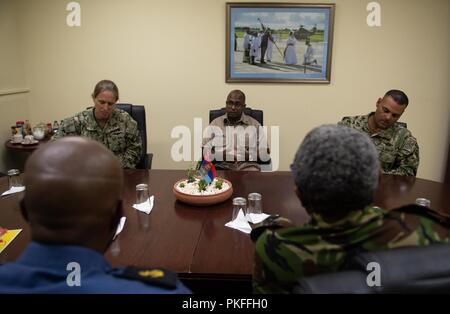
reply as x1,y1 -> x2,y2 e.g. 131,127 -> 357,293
226,101 -> 244,109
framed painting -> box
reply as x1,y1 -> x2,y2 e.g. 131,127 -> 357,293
226,3 -> 335,83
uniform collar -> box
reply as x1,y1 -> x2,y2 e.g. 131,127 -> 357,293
17,241 -> 111,274
87,108 -> 99,130
365,112 -> 396,140
224,112 -> 252,126
89,107 -> 119,130
310,205 -> 385,229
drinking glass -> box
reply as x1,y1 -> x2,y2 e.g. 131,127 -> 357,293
247,193 -> 262,215
7,169 -> 22,189
232,197 -> 247,221
136,183 -> 149,204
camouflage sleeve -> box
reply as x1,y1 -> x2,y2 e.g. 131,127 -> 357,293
252,215 -> 320,294
384,133 -> 419,176
337,116 -> 351,127
253,229 -> 309,294
116,117 -> 142,169
53,116 -> 81,139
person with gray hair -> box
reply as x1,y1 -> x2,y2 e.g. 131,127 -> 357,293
251,124 -> 450,294
292,124 -> 379,220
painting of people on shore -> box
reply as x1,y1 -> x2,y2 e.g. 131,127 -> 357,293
226,3 -> 335,83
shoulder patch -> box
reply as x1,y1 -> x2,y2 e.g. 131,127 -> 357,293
112,267 -> 177,289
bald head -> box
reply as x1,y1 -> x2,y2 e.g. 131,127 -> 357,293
23,137 -> 123,251
228,90 -> 246,104
226,90 -> 246,122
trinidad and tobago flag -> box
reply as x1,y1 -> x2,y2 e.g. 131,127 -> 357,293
197,158 -> 217,184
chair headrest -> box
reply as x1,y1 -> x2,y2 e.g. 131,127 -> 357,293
351,244 -> 450,293
295,244 -> 450,294
209,107 -> 263,125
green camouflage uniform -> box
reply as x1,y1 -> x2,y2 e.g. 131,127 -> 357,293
338,113 -> 419,176
55,108 -> 142,169
252,205 -> 450,294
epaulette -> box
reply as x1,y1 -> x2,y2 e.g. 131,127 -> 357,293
111,266 -> 177,289
250,215 -> 294,242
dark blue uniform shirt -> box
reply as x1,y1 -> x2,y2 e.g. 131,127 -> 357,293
0,242 -> 191,293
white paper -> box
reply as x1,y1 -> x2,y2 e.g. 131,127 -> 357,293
1,186 -> 25,197
132,195 -> 154,214
246,213 -> 270,224
225,209 -> 252,234
113,216 -> 127,240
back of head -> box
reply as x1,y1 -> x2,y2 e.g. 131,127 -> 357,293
23,137 -> 123,250
291,125 -> 379,219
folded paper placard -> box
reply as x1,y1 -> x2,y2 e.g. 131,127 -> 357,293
225,209 -> 252,234
133,195 -> 155,214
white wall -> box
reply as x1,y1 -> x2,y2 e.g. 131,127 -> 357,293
0,0 -> 30,172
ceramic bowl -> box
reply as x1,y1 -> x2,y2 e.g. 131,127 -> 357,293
173,179 -> 233,206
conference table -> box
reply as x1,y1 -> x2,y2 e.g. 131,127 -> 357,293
1,169 -> 450,293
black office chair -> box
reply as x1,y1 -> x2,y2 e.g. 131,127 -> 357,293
208,107 -> 271,168
293,244 -> 450,294
115,103 -> 152,169
209,107 -> 263,125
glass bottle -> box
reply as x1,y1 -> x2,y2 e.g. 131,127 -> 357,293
47,123 -> 53,137
53,120 -> 59,136
16,121 -> 24,136
24,120 -> 32,136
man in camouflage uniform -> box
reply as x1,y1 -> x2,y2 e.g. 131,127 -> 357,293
338,89 -> 419,176
251,125 -> 450,294
55,80 -> 142,169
